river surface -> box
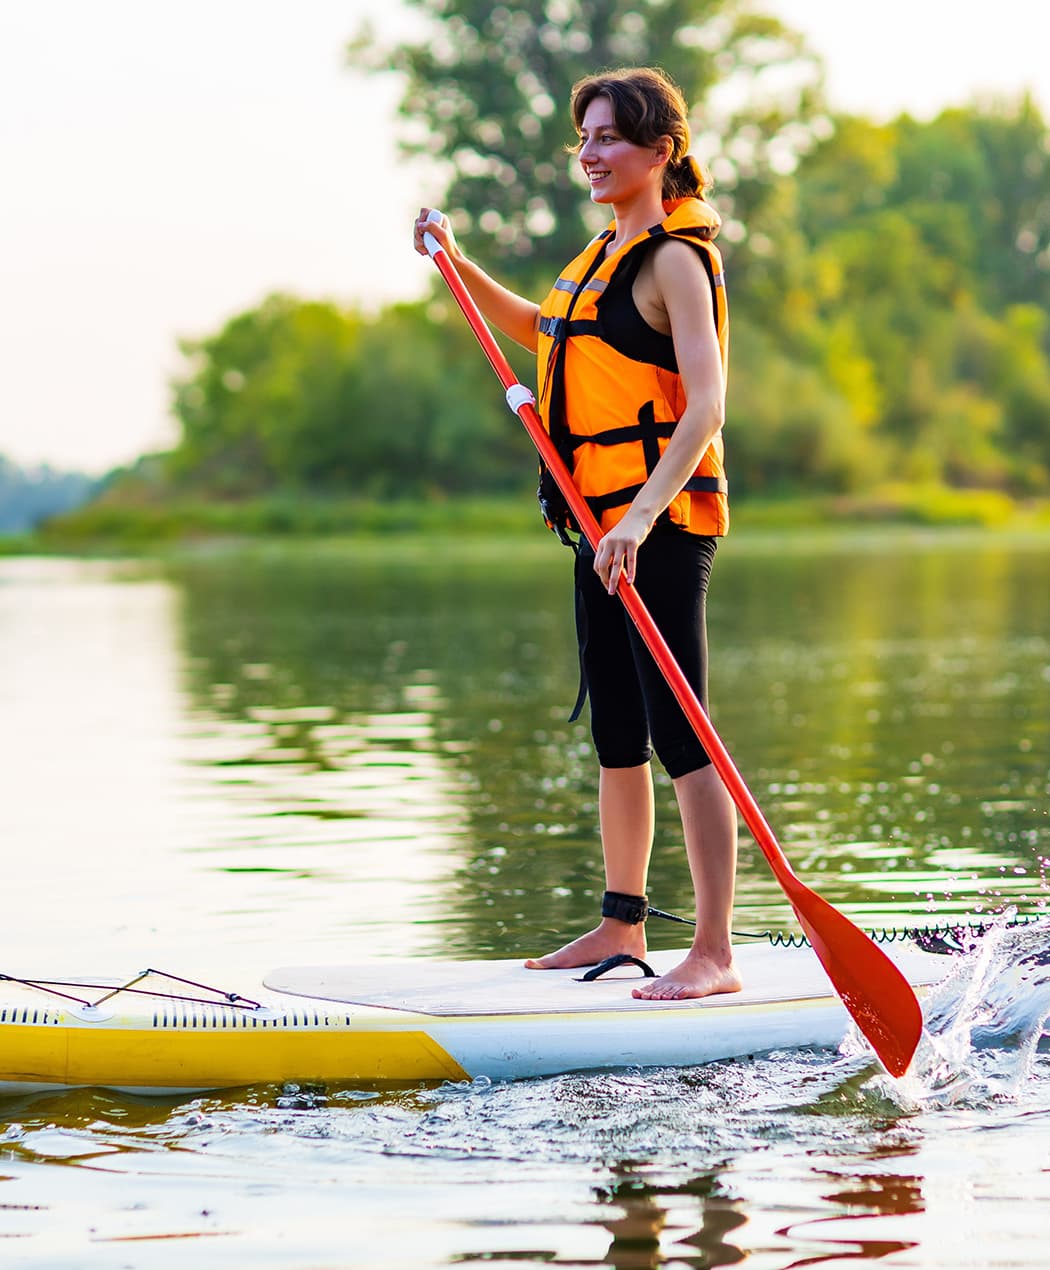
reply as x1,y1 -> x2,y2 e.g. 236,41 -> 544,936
1,528 -> 1049,1267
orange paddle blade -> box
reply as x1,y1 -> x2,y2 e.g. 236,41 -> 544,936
789,880 -> 924,1077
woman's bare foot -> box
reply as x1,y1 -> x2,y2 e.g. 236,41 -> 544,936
631,950 -> 742,1000
524,918 -> 646,970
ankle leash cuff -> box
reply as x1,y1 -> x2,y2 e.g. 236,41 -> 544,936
601,891 -> 649,924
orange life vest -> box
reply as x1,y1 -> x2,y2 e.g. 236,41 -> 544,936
536,197 -> 729,537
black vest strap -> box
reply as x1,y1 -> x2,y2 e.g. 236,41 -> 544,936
563,400 -> 672,451
584,484 -> 647,517
585,474 -> 727,518
538,315 -> 602,340
683,474 -> 729,494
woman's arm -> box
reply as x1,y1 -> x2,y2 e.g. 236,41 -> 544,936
594,238 -> 725,593
414,209 -> 541,353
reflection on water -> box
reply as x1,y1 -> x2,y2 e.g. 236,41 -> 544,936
3,1028 -> 1050,1266
78,534 -> 1050,953
160,534 -> 1050,960
1,530 -> 1049,1266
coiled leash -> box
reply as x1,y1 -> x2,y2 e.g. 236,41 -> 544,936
577,892 -> 1042,981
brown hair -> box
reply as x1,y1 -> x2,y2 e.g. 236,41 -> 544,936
569,67 -> 710,201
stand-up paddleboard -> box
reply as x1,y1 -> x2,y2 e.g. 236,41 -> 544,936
0,939 -> 951,1096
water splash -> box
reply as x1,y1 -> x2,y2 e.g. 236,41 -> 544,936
847,914 -> 1050,1109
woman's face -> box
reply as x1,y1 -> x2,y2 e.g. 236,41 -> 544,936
577,96 -> 664,206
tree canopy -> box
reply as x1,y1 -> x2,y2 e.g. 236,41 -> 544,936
351,0 -> 825,290
169,294 -> 535,498
151,7 -> 1050,513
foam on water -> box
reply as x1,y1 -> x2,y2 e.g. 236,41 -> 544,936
845,914 -> 1050,1110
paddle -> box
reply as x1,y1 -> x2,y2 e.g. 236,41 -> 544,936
422,211 -> 922,1077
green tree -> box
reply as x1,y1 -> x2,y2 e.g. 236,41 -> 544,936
344,300 -> 534,495
351,0 -> 826,290
169,294 -> 534,498
893,97 -> 1050,313
171,295 -> 362,494
794,99 -> 1050,333
952,302 -> 1050,490
779,98 -> 1050,493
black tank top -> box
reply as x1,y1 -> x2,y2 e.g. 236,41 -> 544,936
597,241 -> 680,373
598,237 -> 720,373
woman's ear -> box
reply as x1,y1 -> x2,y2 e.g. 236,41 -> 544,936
654,136 -> 673,166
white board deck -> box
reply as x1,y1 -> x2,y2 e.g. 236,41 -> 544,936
265,941 -> 949,1017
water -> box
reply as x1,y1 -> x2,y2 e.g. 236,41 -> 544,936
1,529 -> 1049,1267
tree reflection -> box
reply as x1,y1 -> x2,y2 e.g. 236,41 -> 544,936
167,535 -> 1050,961
596,1170 -> 747,1268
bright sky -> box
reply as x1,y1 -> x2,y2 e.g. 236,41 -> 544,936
2,0 -> 1049,473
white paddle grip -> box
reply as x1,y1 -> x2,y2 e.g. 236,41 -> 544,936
423,208 -> 445,258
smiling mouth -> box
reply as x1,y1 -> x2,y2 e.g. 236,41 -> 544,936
586,170 -> 610,183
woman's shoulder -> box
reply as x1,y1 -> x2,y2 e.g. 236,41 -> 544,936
652,231 -> 711,259
647,235 -> 711,284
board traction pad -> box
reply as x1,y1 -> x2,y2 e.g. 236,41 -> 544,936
264,943 -> 947,1018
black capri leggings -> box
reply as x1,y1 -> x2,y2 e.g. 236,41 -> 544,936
574,523 -> 717,779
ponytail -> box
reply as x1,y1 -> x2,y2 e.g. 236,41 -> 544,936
663,153 -> 708,201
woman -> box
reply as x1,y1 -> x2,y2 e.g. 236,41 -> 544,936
414,67 -> 740,1001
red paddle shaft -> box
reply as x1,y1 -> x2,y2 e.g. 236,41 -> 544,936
422,214 -> 922,1076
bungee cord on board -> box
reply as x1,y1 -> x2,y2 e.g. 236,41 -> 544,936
0,968 -> 263,1012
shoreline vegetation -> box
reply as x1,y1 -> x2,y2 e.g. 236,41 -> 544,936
7,62 -> 1049,561
2,486 -> 1048,557
6,13 -> 1050,568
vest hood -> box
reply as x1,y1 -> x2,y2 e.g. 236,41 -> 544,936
598,197 -> 721,243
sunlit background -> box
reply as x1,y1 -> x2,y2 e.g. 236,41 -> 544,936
2,0 -> 1048,473
3,5 -> 1050,1264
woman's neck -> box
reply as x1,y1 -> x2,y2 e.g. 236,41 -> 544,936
605,190 -> 667,253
